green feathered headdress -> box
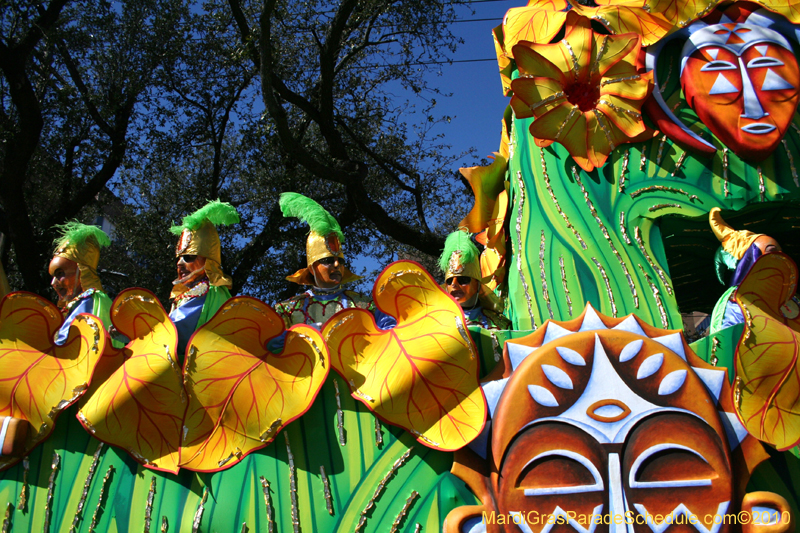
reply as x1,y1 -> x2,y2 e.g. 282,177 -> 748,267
439,231 -> 478,272
169,199 -> 240,235
279,192 -> 344,244
53,221 -> 111,252
52,221 -> 110,292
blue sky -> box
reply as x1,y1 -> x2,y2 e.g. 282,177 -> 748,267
432,0 -> 519,164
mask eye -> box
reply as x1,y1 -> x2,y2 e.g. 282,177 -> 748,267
747,56 -> 785,69
701,60 -> 737,72
629,444 -> 716,489
517,450 -> 604,496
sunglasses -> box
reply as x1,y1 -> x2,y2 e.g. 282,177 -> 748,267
318,256 -> 345,267
446,276 -> 472,286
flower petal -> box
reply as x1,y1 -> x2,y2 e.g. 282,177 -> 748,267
596,94 -> 647,138
510,77 -> 566,118
586,110 -> 614,170
513,44 -> 568,84
531,105 -> 591,170
503,5 -> 569,51
590,32 -> 641,79
534,12 -> 594,84
582,6 -> 673,46
599,73 -> 651,100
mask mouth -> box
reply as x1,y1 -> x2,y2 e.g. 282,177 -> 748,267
741,122 -> 777,134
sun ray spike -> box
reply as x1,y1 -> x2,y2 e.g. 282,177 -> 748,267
612,315 -> 647,336
652,332 -> 686,360
579,305 -> 607,332
542,321 -> 573,345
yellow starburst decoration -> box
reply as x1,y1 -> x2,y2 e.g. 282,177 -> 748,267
509,13 -> 655,172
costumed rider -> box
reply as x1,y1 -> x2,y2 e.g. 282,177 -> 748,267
49,222 -> 113,345
708,207 -> 781,334
169,200 -> 239,358
440,230 -> 510,330
273,193 -> 396,332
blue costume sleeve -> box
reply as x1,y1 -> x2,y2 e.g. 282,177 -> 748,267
55,297 -> 94,346
373,309 -> 397,330
169,294 -> 207,360
721,299 -> 745,329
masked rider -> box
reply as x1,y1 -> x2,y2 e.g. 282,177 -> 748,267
440,230 -> 510,330
49,222 -> 113,345
169,200 -> 239,358
273,193 -> 395,331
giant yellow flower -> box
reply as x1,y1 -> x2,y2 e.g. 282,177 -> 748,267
510,13 -> 654,172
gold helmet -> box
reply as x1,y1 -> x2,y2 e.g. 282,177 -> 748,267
52,221 -> 111,292
709,207 -> 762,260
169,200 -> 239,299
439,230 -> 482,282
280,193 -> 361,285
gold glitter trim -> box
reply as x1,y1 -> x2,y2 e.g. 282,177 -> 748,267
44,452 -> 61,533
286,433 -> 301,533
648,203 -> 682,212
529,91 -> 566,113
619,149 -> 629,194
333,378 -> 346,446
782,139 -> 799,187
162,516 -> 169,533
515,170 -> 536,328
671,151 -> 687,177
375,416 -> 383,447
638,264 -> 669,328
757,166 -> 765,202
541,150 -> 587,249
629,185 -> 698,201
260,476 -> 275,533
559,256 -> 573,317
555,106 -> 580,140
591,36 -> 609,77
87,466 -> 113,533
455,316 -> 476,360
389,491 -> 420,533
597,99 -> 642,119
601,74 -> 641,87
620,212 -> 632,245
594,110 -> 616,151
711,337 -> 720,367
145,476 -> 156,533
592,258 -> 617,317
1,502 -> 11,533
573,167 -> 637,309
639,150 -> 647,171
192,487 -> 209,533
321,465 -> 334,516
355,448 -> 414,533
18,457 -> 29,512
722,148 -> 730,197
69,442 -> 105,533
539,231 -> 554,320
562,39 -> 580,81
296,332 -> 325,367
656,134 -> 668,166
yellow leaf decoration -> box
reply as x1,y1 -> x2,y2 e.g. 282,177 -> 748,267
734,253 -> 800,451
78,288 -> 186,474
645,0 -> 721,28
501,0 -> 569,50
459,154 -> 508,234
323,261 -> 486,451
752,0 -> 800,24
180,296 -> 328,472
0,292 -> 104,469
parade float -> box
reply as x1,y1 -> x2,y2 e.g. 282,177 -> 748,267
1,0 -> 800,531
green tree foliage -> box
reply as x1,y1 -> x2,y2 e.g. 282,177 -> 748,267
0,0 -> 474,304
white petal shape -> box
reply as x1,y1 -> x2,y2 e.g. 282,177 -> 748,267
720,410 -> 748,450
556,346 -> 586,366
762,68 -> 795,91
579,305 -> 607,332
652,332 -> 685,360
542,364 -> 574,390
709,73 -> 739,95
636,353 -> 664,379
482,378 -> 509,418
692,367 -> 726,402
658,369 -> 688,395
619,339 -> 644,363
543,321 -> 572,345
528,385 -> 559,407
507,342 -> 536,371
612,315 -> 646,336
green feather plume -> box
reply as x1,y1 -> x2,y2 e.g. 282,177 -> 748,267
439,230 -> 478,272
53,221 -> 111,251
279,193 -> 344,243
170,200 -> 240,235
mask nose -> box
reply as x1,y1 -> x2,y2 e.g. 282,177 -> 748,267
608,453 -> 633,533
739,57 -> 768,119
